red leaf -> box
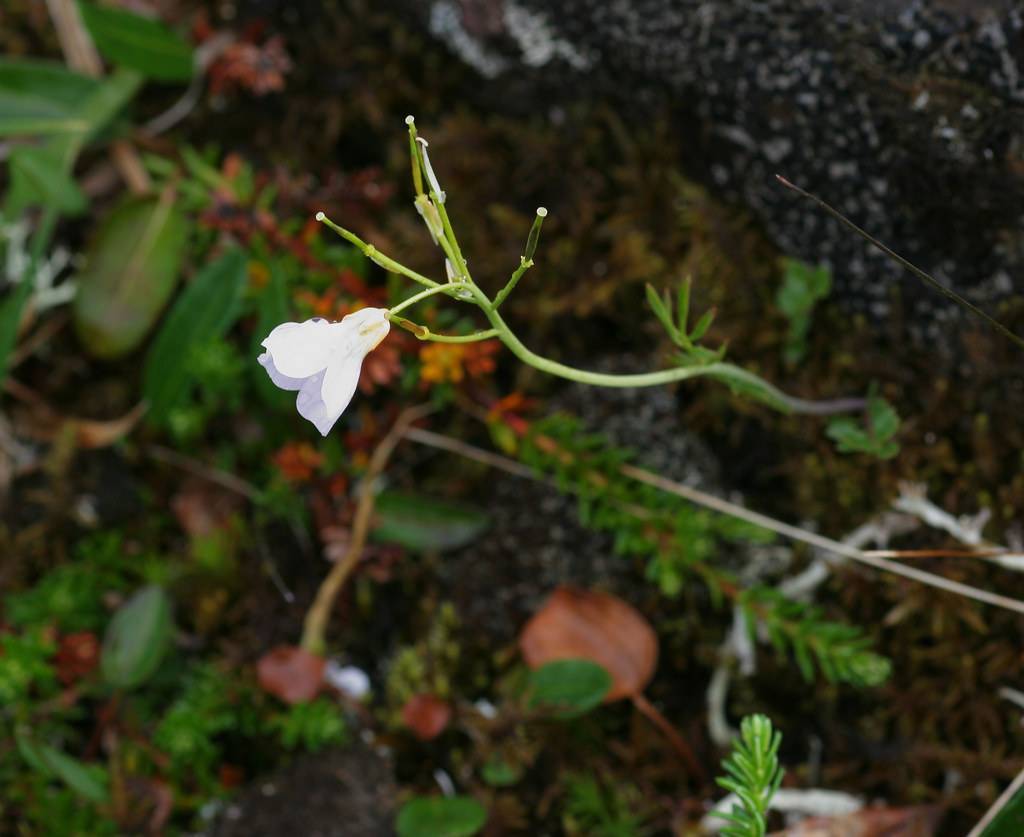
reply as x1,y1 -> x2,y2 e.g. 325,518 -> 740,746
257,645 -> 325,704
401,693 -> 452,741
519,586 -> 658,702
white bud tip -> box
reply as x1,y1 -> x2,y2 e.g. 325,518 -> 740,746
315,211 -> 325,222
405,115 -> 415,125
536,207 -> 548,217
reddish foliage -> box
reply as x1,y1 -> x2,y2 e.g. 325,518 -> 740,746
208,36 -> 292,97
171,477 -> 244,537
519,586 -> 658,702
272,442 -> 325,483
257,645 -> 325,704
54,631 -> 100,685
401,693 -> 452,741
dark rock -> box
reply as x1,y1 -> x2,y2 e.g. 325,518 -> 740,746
404,0 -> 1024,337
213,743 -> 396,837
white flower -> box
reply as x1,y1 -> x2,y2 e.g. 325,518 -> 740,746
257,307 -> 390,436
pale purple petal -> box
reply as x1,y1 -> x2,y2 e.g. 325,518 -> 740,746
258,352 -> 306,391
294,369 -> 337,436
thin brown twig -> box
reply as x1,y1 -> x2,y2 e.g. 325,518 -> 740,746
403,427 -> 1024,616
145,444 -> 261,501
300,404 -> 435,654
631,692 -> 705,782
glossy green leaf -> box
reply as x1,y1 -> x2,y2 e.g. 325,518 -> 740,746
16,731 -> 109,803
527,659 -> 612,718
6,145 -> 87,216
396,796 -> 487,837
72,193 -> 189,358
78,1 -> 193,82
0,59 -> 98,136
142,248 -> 248,423
371,491 -> 489,552
101,585 -> 173,689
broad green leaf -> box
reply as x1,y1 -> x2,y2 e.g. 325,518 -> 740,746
16,731 -> 109,803
72,193 -> 189,358
371,491 -> 489,552
6,145 -> 87,216
0,59 -> 98,136
78,1 -> 193,82
396,796 -> 487,837
527,659 -> 612,718
142,248 -> 248,423
101,585 -> 173,689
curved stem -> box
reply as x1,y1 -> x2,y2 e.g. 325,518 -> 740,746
300,404 -> 435,654
469,290 -> 862,415
632,692 -> 705,782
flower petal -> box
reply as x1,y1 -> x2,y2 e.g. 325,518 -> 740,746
257,352 -> 306,391
261,318 -> 337,378
320,354 -> 364,431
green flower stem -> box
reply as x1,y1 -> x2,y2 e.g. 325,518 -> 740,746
493,257 -> 533,309
388,284 -> 459,316
315,213 -> 440,289
408,326 -> 500,343
466,283 -> 862,415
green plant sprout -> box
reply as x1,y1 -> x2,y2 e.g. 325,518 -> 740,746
714,714 -> 784,837
315,117 -> 866,418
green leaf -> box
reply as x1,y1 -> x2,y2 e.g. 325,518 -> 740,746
142,248 -> 248,423
527,659 -> 612,718
16,731 -> 109,803
981,779 -> 1024,836
72,193 -> 189,358
0,59 -> 99,136
645,283 -> 678,341
396,796 -> 487,837
689,308 -> 716,342
78,1 -> 193,82
101,585 -> 173,689
252,261 -> 292,407
0,281 -> 33,385
481,757 -> 522,787
370,491 -> 489,552
6,145 -> 87,216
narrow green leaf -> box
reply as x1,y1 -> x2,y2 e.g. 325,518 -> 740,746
527,659 -> 612,718
72,193 -> 189,358
6,145 -> 87,216
645,283 -> 678,340
101,585 -> 173,689
677,276 -> 692,332
142,248 -> 248,423
689,308 -> 716,342
252,261 -> 292,407
396,796 -> 487,837
16,731 -> 109,803
370,491 -> 489,552
78,1 -> 193,81
0,281 -> 33,384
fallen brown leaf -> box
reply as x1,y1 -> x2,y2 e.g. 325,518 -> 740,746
519,586 -> 657,701
257,645 -> 325,705
401,693 -> 452,741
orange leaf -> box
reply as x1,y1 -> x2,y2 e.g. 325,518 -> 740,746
519,586 -> 658,702
257,645 -> 325,704
401,693 -> 452,741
